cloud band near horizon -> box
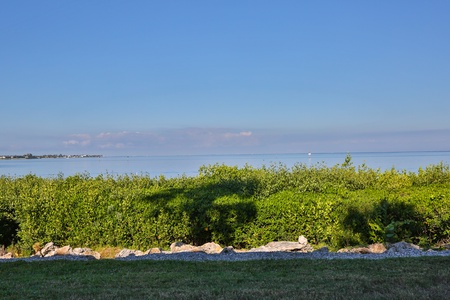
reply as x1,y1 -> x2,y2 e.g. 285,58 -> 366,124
57,128 -> 450,156
1,128 -> 449,156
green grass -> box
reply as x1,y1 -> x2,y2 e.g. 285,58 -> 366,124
1,257 -> 449,299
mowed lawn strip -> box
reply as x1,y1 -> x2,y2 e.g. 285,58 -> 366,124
1,256 -> 449,299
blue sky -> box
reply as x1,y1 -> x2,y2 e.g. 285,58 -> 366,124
1,1 -> 449,155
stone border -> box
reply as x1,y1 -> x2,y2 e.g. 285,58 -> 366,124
2,236 -> 450,262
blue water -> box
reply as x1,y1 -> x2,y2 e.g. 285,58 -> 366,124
0,151 -> 449,178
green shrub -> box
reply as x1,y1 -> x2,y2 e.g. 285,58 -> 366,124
1,158 -> 449,255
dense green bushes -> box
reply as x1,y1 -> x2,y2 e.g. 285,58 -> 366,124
1,155 -> 450,255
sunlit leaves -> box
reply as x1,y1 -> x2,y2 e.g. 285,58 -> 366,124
1,156 -> 450,254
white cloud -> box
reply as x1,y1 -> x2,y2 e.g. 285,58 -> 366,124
63,134 -> 92,147
63,140 -> 79,145
224,131 -> 253,138
61,128 -> 257,154
96,131 -> 130,139
99,143 -> 126,149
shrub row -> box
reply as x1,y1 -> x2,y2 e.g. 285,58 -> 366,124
1,156 -> 449,255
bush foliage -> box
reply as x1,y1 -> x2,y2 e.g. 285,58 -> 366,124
1,155 -> 449,255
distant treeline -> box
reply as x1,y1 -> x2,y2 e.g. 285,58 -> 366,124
0,153 -> 103,159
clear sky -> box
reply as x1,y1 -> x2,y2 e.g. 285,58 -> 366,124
1,1 -> 449,155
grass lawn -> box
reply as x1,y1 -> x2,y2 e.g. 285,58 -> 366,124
1,257 -> 449,299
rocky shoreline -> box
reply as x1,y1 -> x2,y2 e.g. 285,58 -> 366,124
2,236 -> 450,262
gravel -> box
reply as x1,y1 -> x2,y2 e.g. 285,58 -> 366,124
115,249 -> 450,261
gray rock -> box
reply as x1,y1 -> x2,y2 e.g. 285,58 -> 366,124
337,248 -> 349,253
31,243 -> 100,259
249,240 -> 313,253
116,249 -> 145,258
55,245 -> 73,256
199,242 -> 223,254
368,243 -> 387,254
38,242 -> 57,257
220,246 -> 236,254
72,247 -> 101,259
170,242 -> 198,253
298,235 -> 308,246
348,247 -> 372,254
170,242 -> 223,254
338,243 -> 386,254
387,242 -> 422,254
144,248 -> 162,254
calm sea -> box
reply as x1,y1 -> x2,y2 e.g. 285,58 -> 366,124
1,151 -> 449,178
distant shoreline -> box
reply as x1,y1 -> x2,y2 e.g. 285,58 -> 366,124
0,153 -> 103,160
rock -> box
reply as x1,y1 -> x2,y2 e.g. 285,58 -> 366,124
199,242 -> 223,254
348,247 -> 371,254
220,246 -> 236,254
144,248 -> 162,255
38,242 -> 57,257
55,245 -> 73,256
348,244 -> 387,254
300,244 -> 314,253
266,241 -> 305,251
298,235 -> 308,246
169,242 -> 223,254
116,249 -> 145,258
116,249 -> 131,258
387,242 -> 422,254
31,242 -> 100,259
337,248 -> 349,253
72,247 -> 101,259
170,242 -> 197,253
249,239 -> 314,253
133,250 -> 145,256
337,243 -> 387,254
0,252 -> 14,259
0,244 -> 21,259
368,243 -> 387,254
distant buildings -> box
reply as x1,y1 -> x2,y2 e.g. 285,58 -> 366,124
0,153 -> 103,160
